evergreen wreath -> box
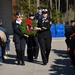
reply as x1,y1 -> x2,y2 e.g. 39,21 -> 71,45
19,18 -> 37,35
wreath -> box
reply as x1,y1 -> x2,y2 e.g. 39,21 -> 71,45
19,18 -> 37,35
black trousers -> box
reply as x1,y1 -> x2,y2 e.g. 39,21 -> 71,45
15,37 -> 26,62
68,36 -> 75,66
27,36 -> 37,62
38,38 -> 52,64
68,48 -> 75,65
33,36 -> 39,58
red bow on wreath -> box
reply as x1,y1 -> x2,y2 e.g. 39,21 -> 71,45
25,18 -> 32,26
25,18 -> 32,33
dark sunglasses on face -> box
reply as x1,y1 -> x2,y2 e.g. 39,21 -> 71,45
16,16 -> 21,18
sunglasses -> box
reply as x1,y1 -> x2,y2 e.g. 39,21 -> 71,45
16,16 -> 21,18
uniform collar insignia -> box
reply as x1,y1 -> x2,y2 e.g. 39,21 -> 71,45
45,19 -> 49,22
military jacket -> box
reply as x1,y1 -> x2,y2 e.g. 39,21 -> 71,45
38,17 -> 52,38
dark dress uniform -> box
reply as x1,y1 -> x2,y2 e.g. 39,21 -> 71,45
27,35 -> 37,62
35,6 -> 43,20
12,20 -> 26,65
37,17 -> 52,65
65,25 -> 71,49
25,17 -> 37,62
33,6 -> 43,59
65,23 -> 75,66
19,15 -> 37,62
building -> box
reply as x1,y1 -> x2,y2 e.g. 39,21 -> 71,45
0,0 -> 16,34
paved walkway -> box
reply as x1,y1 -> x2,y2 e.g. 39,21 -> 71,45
0,37 -> 75,75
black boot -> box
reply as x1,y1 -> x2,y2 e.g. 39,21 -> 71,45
21,61 -> 25,65
17,61 -> 20,65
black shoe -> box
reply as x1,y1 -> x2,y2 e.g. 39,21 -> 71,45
17,61 -> 20,65
34,57 -> 37,59
41,63 -> 47,66
21,63 -> 25,66
28,59 -> 33,62
21,61 -> 25,66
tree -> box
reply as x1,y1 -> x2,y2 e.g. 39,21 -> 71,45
74,0 -> 75,19
12,0 -> 75,23
58,0 -> 60,11
37,0 -> 40,8
50,0 -> 52,18
14,0 -> 37,18
65,0 -> 69,22
55,0 -> 58,23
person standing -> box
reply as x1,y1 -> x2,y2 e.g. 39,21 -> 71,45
0,19 -> 9,60
0,20 -> 10,56
35,6 -> 43,21
65,20 -> 75,67
33,6 -> 43,59
34,8 -> 52,65
19,12 -> 37,62
12,12 -> 27,65
26,12 -> 38,62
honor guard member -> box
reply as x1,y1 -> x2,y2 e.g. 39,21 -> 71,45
12,12 -> 27,65
34,6 -> 43,59
35,6 -> 43,21
34,8 -> 52,65
65,20 -> 75,66
19,12 -> 37,62
25,12 -> 38,62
